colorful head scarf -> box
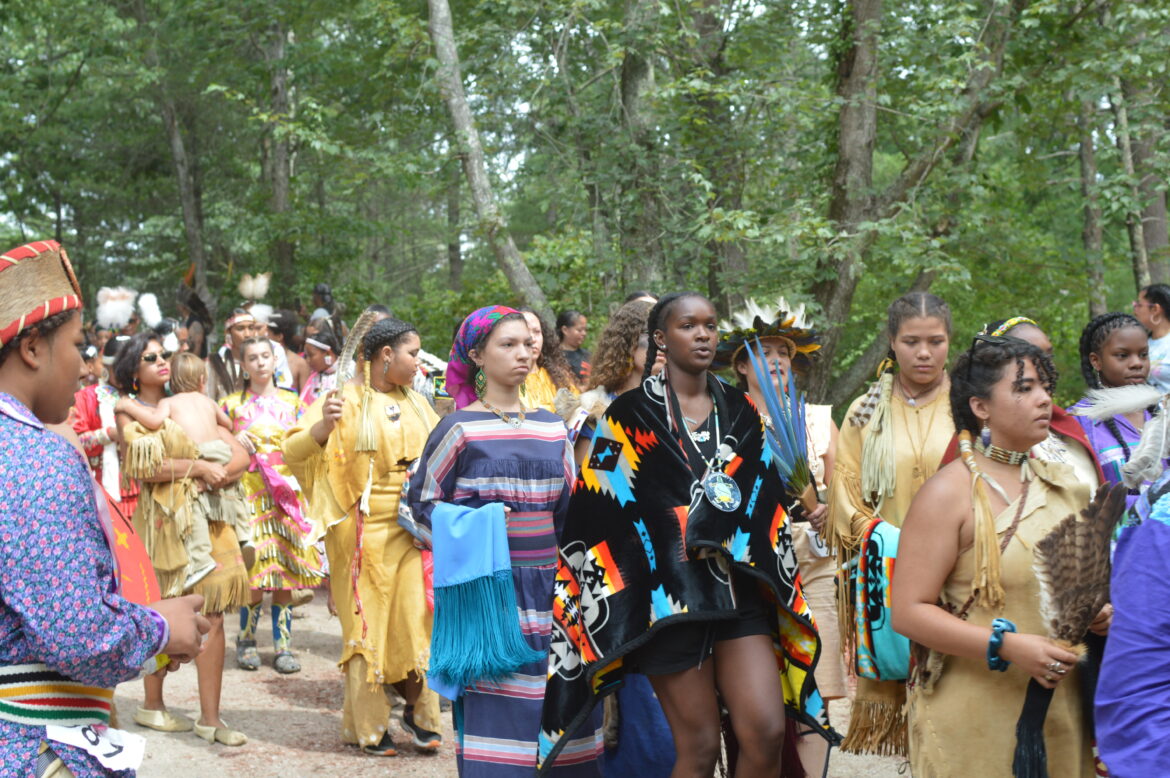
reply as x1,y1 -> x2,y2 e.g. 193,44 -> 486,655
0,241 -> 83,347
981,316 -> 1039,338
447,305 -> 520,409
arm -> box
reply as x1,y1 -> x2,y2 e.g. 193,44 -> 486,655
115,396 -> 168,430
824,411 -> 874,551
821,418 -> 839,485
890,468 -> 1078,690
214,403 -> 232,431
219,426 -> 250,482
115,410 -> 209,484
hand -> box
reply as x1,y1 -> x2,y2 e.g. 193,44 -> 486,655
999,632 -> 1079,690
194,460 -> 228,489
149,594 -> 211,667
321,393 -> 344,432
806,503 -> 828,533
235,430 -> 257,455
1088,603 -> 1113,636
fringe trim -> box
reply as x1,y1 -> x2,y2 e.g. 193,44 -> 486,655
123,434 -> 165,479
191,566 -> 250,614
840,699 -> 908,757
156,569 -> 187,600
859,372 -> 895,513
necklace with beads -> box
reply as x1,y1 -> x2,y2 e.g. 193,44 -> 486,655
974,437 -> 1029,465
898,374 -> 944,407
481,397 -> 526,428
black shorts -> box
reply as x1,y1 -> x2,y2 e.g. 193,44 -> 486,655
626,572 -> 774,676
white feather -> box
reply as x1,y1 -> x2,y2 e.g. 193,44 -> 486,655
95,287 -> 138,330
417,348 -> 447,373
1122,404 -> 1170,487
250,304 -> 273,324
1071,385 -> 1165,421
238,274 -> 255,300
162,332 -> 181,354
138,293 -> 162,328
251,272 -> 270,300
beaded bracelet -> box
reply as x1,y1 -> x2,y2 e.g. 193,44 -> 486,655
987,618 -> 1017,672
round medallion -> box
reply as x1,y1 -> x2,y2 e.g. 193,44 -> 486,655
703,471 -> 742,513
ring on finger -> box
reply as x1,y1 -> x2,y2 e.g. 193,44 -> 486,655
1044,672 -> 1056,682
1047,661 -> 1067,675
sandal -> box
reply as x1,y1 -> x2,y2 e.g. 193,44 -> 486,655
194,719 -> 247,747
273,650 -> 301,674
236,639 -> 260,671
362,731 -> 398,757
133,706 -> 193,733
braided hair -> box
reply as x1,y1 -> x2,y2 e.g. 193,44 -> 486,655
642,291 -> 708,381
1078,311 -> 1152,464
887,291 -> 952,339
950,338 -> 1057,437
362,317 -> 417,361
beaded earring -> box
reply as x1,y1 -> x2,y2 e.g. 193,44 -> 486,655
474,369 -> 487,398
981,421 -> 991,448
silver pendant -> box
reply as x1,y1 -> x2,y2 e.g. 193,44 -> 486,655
690,430 -> 711,443
703,471 -> 742,512
385,404 -> 401,421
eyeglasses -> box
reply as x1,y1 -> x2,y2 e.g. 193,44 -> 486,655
1133,300 -> 1150,309
141,351 -> 173,363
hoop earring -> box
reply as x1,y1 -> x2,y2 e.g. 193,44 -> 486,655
981,421 -> 991,448
474,369 -> 487,398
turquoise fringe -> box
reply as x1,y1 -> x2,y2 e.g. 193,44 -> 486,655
429,569 -> 545,692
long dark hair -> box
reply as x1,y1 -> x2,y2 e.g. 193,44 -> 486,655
519,307 -> 576,390
112,331 -> 162,394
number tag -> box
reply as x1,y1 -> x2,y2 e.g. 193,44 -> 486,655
805,527 -> 831,558
45,724 -> 145,771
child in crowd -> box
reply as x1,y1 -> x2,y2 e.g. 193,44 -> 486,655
118,352 -> 253,585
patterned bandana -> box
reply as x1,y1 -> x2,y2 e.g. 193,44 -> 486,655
446,305 -> 519,409
983,316 -> 1039,338
0,241 -> 83,347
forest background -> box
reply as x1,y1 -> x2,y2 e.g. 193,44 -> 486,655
2,0 -> 1168,406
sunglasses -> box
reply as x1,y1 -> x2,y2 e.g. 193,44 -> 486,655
141,350 -> 174,364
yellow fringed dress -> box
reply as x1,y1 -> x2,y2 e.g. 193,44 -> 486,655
283,383 -> 443,746
223,389 -> 323,591
826,385 -> 953,755
523,367 -> 564,413
907,461 -> 1093,777
122,420 -> 249,614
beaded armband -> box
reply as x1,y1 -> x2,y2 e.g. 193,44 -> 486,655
987,617 -> 1017,672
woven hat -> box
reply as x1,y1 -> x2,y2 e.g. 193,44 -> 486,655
0,240 -> 83,347
715,297 -> 821,373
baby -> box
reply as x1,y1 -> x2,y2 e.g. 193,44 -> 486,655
118,352 -> 253,587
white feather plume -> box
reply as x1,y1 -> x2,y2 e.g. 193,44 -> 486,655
138,293 -> 162,328
1123,404 -> 1170,488
162,332 -> 181,354
95,286 -> 138,330
1071,384 -> 1164,421
722,296 -> 813,332
238,274 -> 255,300
250,303 -> 274,324
251,272 -> 270,300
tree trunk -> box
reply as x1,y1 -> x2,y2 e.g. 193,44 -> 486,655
618,0 -> 665,289
1078,100 -> 1108,317
1110,78 -> 1151,291
447,156 -> 463,291
266,19 -> 295,303
426,0 -> 551,319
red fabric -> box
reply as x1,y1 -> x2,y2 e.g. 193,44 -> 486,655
71,384 -> 139,508
103,487 -> 160,605
422,549 -> 434,611
940,406 -> 1106,483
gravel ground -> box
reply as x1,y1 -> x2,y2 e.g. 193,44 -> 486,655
120,598 -> 903,777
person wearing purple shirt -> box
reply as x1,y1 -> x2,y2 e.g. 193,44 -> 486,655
0,240 -> 207,776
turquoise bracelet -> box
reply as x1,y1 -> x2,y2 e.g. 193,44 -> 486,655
987,617 -> 1016,672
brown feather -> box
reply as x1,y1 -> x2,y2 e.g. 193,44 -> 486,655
1031,483 -> 1126,643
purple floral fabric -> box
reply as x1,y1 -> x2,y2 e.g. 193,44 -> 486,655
0,393 -> 163,776
446,305 -> 520,409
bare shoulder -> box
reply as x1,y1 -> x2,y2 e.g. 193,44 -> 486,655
905,459 -> 971,528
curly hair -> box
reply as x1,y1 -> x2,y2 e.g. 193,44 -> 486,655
519,307 -> 576,391
950,337 -> 1058,437
588,300 -> 653,393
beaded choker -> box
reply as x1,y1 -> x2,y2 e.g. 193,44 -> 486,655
974,437 -> 1029,465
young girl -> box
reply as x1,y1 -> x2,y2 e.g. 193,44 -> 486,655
519,308 -> 578,412
826,291 -> 954,755
409,305 -> 604,776
299,320 -> 341,407
538,293 -> 834,775
1072,312 -> 1167,513
117,352 -> 252,587
224,337 -> 323,674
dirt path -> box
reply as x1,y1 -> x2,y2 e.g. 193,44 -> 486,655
120,598 -> 902,777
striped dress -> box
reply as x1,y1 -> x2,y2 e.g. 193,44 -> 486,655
410,409 -> 604,777
1071,400 -> 1170,517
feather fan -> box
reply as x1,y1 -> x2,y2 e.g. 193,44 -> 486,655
1012,482 -> 1127,778
1071,384 -> 1163,421
744,338 -> 816,512
1123,408 -> 1170,488
335,308 -> 380,389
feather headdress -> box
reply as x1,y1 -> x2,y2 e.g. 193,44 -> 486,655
715,297 -> 821,372
138,293 -> 163,329
1071,384 -> 1169,488
237,272 -> 271,301
95,286 -> 138,330
249,303 -> 274,325
1013,482 -> 1126,777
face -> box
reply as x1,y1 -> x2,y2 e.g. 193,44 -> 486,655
891,316 -> 950,387
736,337 -> 792,394
561,316 -> 587,350
136,339 -> 172,390
972,358 -> 1053,450
1006,324 -> 1052,357
656,296 -> 718,375
1133,292 -> 1161,329
1091,326 -> 1150,387
228,320 -> 253,350
473,319 -> 533,389
33,314 -> 85,424
381,332 -> 421,388
250,321 -> 268,339
243,342 -> 275,383
176,326 -> 191,353
305,342 -> 333,373
521,311 -> 544,358
120,315 -> 139,336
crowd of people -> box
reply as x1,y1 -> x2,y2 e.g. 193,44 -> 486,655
3,237 -> 1170,777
